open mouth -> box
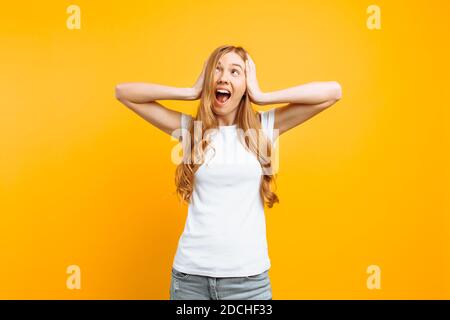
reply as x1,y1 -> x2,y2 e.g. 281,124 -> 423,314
215,89 -> 232,105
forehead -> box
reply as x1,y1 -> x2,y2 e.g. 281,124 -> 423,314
218,52 -> 244,67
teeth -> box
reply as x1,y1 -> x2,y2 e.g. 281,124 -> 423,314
216,89 -> 230,94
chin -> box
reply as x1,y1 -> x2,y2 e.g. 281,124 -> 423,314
213,102 -> 236,114
212,107 -> 228,116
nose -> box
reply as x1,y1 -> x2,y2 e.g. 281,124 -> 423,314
217,78 -> 230,88
217,72 -> 230,84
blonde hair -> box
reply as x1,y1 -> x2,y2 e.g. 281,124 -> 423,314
175,45 -> 279,208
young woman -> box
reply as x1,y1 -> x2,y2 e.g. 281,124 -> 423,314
115,45 -> 342,300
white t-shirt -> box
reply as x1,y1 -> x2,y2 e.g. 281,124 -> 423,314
172,108 -> 276,277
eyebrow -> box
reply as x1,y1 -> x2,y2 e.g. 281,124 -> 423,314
232,63 -> 244,70
218,62 -> 244,71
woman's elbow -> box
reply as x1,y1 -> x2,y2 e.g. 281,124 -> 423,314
115,84 -> 124,100
331,81 -> 342,100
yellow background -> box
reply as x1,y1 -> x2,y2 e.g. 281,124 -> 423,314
1,0 -> 449,299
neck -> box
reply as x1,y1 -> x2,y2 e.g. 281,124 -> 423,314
216,109 -> 238,126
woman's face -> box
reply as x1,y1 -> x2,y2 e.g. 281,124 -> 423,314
212,52 -> 246,116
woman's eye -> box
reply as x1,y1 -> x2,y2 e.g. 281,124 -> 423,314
215,66 -> 239,75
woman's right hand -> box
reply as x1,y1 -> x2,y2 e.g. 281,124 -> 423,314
192,60 -> 208,99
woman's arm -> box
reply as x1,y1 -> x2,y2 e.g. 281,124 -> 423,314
114,84 -> 195,136
256,81 -> 342,106
245,54 -> 342,135
115,61 -> 206,136
266,82 -> 342,136
115,83 -> 198,103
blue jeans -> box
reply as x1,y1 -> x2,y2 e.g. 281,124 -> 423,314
169,267 -> 272,300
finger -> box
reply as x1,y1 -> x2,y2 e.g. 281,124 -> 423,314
249,57 -> 255,68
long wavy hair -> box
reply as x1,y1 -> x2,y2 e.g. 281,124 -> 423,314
175,45 -> 279,208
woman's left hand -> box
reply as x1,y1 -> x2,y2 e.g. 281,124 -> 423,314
245,54 -> 265,104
